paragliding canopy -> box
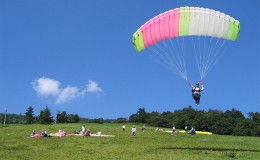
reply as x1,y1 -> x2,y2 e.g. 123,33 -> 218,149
133,6 -> 240,52
132,6 -> 240,83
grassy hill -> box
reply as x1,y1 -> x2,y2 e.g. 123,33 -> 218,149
0,123 -> 259,160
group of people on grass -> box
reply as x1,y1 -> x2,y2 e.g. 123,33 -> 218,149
154,125 -> 196,135
31,125 -> 98,137
75,125 -> 102,136
75,125 -> 91,136
127,124 -> 197,136
31,124 -> 197,138
122,124 -> 146,136
31,129 -> 64,137
174,125 -> 196,134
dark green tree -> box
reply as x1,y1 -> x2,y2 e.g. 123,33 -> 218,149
129,107 -> 148,123
173,106 -> 196,129
220,108 -> 245,135
38,106 -> 54,124
160,111 -> 174,128
137,107 -> 148,123
147,111 -> 161,126
115,117 -> 127,123
67,114 -> 80,123
193,110 -> 208,131
248,112 -> 260,136
93,118 -> 104,124
224,108 -> 245,120
129,113 -> 138,123
206,110 -> 224,133
24,106 -> 35,124
56,111 -> 68,123
234,119 -> 255,136
248,112 -> 260,123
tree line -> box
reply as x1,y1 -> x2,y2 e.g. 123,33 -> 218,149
129,106 -> 260,137
0,106 -> 127,125
1,105 -> 259,137
0,106 -> 80,124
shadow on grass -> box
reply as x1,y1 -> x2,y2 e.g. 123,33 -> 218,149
160,147 -> 259,152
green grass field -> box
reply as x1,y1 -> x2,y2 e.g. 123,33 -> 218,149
0,123 -> 259,160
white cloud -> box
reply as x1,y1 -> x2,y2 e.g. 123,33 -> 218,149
32,77 -> 61,96
86,80 -> 104,93
32,77 -> 104,104
55,86 -> 82,104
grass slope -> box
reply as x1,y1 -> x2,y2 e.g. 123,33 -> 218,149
0,123 -> 259,160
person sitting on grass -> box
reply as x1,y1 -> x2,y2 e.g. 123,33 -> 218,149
85,129 -> 91,136
31,130 -> 35,136
189,128 -> 196,134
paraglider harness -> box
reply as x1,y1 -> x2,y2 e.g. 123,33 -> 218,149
187,80 -> 203,105
187,80 -> 202,98
192,86 -> 202,99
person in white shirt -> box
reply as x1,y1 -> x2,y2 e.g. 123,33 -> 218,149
122,125 -> 126,131
172,125 -> 176,133
191,83 -> 204,106
131,126 -> 136,136
81,125 -> 86,134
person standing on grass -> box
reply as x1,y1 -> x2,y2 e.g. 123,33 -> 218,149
141,124 -> 146,132
122,125 -> 126,131
185,126 -> 188,132
132,126 -> 136,136
172,125 -> 176,134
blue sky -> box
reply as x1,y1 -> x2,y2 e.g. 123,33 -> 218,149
0,0 -> 259,119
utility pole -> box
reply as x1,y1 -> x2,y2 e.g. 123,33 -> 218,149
3,108 -> 7,126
